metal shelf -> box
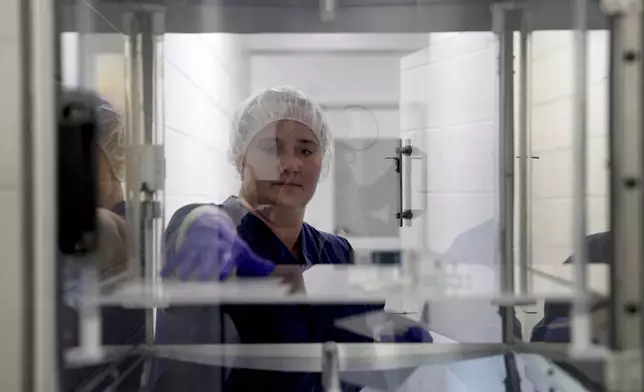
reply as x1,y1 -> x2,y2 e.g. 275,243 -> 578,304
64,264 -> 607,308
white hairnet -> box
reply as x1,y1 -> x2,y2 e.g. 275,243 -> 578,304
96,97 -> 126,182
230,86 -> 332,176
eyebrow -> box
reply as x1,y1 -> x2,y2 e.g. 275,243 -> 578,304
258,137 -> 319,145
297,138 -> 319,145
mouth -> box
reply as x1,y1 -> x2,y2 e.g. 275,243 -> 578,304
271,182 -> 303,188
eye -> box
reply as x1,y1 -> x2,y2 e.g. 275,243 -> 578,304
301,149 -> 313,156
262,145 -> 278,154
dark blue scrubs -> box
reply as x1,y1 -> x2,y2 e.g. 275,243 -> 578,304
152,196 -> 383,392
63,201 -> 145,391
530,231 -> 610,342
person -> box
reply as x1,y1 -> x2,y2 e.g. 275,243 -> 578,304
530,231 -> 610,343
62,93 -> 144,391
152,87 -> 432,392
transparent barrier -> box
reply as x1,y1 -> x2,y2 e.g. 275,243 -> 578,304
49,0 -> 635,391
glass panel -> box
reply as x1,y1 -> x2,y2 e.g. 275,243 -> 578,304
54,0 -> 611,391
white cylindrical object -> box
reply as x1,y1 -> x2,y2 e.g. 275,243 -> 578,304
79,265 -> 103,361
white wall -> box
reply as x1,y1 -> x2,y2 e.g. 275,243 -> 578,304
400,33 -> 498,256
163,34 -> 248,221
530,30 -> 609,267
0,0 -> 24,389
248,34 -> 427,245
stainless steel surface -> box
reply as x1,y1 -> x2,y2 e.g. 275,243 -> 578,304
493,3 -> 516,344
606,0 -> 643,351
604,0 -> 644,389
64,264 -> 608,307
57,1 -> 610,33
150,343 -> 511,372
571,0 -> 592,354
322,342 -> 341,392
27,0 -> 59,391
518,13 -> 530,296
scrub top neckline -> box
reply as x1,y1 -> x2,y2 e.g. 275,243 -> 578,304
223,196 -> 316,266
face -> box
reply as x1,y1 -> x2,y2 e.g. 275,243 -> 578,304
241,120 -> 323,210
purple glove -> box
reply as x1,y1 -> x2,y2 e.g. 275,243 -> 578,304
381,327 -> 434,343
161,208 -> 276,281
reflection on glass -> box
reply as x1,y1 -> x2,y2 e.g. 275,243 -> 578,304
54,0 -> 611,391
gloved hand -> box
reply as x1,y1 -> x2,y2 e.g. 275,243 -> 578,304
381,327 -> 434,343
161,207 -> 276,281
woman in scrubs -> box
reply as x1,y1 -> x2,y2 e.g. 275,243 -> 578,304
154,87 -> 431,392
62,93 -> 144,391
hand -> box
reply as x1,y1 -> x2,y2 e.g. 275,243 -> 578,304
161,207 -> 276,281
271,265 -> 306,294
381,327 -> 434,343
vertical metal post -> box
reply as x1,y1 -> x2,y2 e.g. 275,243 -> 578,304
571,0 -> 592,353
24,0 -> 59,390
518,14 -> 530,296
125,8 -> 165,350
493,4 -> 516,344
124,13 -> 143,279
604,0 -> 643,353
322,342 -> 341,392
139,12 -> 157,346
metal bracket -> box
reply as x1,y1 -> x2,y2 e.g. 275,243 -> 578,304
320,0 -> 337,23
139,145 -> 165,193
322,342 -> 341,392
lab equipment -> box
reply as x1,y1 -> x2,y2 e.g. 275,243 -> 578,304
230,86 -> 332,175
161,204 -> 276,281
60,92 -> 145,391
11,1 -> 641,392
58,90 -> 99,255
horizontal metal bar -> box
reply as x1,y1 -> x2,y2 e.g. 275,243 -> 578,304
60,1 -> 608,33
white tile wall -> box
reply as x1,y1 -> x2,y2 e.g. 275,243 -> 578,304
0,0 -> 23,389
530,31 -> 609,267
163,34 -> 248,221
400,33 -> 499,254
251,54 -> 402,105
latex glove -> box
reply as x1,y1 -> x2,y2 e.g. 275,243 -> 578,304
381,327 -> 434,343
161,207 -> 276,281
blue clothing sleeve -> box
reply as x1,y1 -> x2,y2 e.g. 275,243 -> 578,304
313,236 -> 385,343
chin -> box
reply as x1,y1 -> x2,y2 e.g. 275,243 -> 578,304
274,197 -> 306,209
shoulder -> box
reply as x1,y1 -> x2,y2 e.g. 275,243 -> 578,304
302,223 -> 354,264
563,231 -> 611,265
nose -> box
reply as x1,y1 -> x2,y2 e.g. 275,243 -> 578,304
279,151 -> 301,174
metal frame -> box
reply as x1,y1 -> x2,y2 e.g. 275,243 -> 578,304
492,2 -> 516,345
21,0 -> 60,392
42,0 -> 644,391
604,0 -> 644,389
58,0 -> 609,34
